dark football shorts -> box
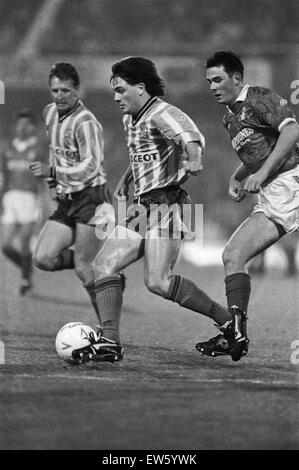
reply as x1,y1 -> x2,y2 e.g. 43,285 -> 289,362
49,184 -> 112,228
121,185 -> 192,239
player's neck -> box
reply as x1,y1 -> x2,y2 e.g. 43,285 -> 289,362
228,84 -> 246,109
57,99 -> 80,117
132,96 -> 158,124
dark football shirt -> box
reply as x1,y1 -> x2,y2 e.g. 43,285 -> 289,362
223,86 -> 299,179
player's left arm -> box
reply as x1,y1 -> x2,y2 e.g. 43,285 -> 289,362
155,108 -> 205,175
244,122 -> 299,192
114,165 -> 133,201
244,90 -> 299,192
182,141 -> 204,175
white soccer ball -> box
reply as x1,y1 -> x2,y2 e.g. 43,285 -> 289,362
55,322 -> 96,363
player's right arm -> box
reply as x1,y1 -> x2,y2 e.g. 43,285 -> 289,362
114,165 -> 133,201
229,164 -> 249,202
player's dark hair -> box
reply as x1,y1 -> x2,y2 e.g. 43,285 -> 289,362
111,56 -> 165,96
15,108 -> 36,124
205,51 -> 244,79
48,62 -> 80,87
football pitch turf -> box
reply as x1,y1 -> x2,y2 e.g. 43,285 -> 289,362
0,253 -> 298,450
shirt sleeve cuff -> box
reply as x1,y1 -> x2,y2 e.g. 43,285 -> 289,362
278,118 -> 297,133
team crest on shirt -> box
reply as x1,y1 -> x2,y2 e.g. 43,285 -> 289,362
139,124 -> 151,140
62,130 -> 73,146
177,114 -> 186,124
280,98 -> 287,106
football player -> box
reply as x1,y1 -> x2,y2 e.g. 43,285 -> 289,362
196,51 -> 299,359
29,62 -> 124,323
0,109 -> 45,295
71,56 -> 240,364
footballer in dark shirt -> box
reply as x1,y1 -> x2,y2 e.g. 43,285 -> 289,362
196,51 -> 299,361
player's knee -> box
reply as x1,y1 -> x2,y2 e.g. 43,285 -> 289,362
91,255 -> 117,280
74,257 -> 93,284
144,273 -> 168,297
33,250 -> 53,270
222,245 -> 242,269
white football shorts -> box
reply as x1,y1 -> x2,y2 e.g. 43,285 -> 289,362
1,190 -> 41,225
252,165 -> 299,232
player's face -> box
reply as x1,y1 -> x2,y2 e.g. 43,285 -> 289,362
50,77 -> 79,114
15,117 -> 35,140
206,66 -> 241,106
111,76 -> 144,116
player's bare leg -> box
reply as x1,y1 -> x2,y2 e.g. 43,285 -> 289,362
33,220 -> 74,271
74,222 -> 102,285
74,222 -> 104,323
1,223 -> 22,268
223,212 -> 285,276
220,212 -> 285,360
72,226 -> 144,363
1,222 -> 35,295
144,235 -> 232,326
18,222 -> 36,295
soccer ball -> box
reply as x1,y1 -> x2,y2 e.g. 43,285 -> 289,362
55,322 -> 96,363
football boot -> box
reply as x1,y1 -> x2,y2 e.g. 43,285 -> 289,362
218,306 -> 249,361
72,333 -> 124,363
195,334 -> 231,357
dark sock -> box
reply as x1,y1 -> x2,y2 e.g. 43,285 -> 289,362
2,246 -> 22,267
85,281 -> 102,325
21,253 -> 33,282
53,248 -> 75,270
166,275 -> 232,326
225,272 -> 251,312
94,276 -> 123,342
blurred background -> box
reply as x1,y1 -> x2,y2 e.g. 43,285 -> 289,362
0,0 -> 298,271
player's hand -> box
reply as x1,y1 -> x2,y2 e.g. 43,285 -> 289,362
29,161 -> 51,178
229,178 -> 246,202
182,158 -> 203,176
244,169 -> 268,193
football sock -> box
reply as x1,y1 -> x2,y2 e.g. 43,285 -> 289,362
166,275 -> 232,326
94,276 -> 123,343
225,272 -> 251,312
53,248 -> 75,270
85,280 -> 102,325
2,246 -> 22,267
21,253 -> 33,282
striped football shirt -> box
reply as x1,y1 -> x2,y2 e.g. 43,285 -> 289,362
44,100 -> 106,193
123,97 -> 205,197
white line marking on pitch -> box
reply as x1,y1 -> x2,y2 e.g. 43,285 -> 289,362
1,373 -> 297,387
11,373 -> 122,382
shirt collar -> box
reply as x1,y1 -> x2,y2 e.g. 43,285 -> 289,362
58,100 -> 81,122
235,84 -> 250,102
132,96 -> 158,125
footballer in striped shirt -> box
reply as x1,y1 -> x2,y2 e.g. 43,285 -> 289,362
122,95 -> 205,197
72,57 -> 234,365
29,62 -> 118,324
